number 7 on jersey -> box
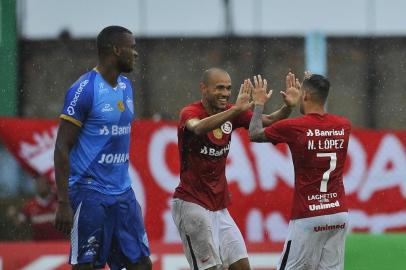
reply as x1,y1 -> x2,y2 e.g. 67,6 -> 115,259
316,152 -> 337,192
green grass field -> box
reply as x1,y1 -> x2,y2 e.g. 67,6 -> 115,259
345,233 -> 406,270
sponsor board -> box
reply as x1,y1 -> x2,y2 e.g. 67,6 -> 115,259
0,118 -> 405,244
0,242 -> 282,270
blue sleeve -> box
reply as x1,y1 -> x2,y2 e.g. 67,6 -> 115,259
60,76 -> 93,127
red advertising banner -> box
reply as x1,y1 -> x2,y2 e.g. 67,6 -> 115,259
0,117 -> 406,244
0,241 -> 283,270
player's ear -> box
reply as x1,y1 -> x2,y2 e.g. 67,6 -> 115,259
112,45 -> 121,56
303,90 -> 309,101
200,82 -> 206,93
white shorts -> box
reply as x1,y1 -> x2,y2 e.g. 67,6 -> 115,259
171,199 -> 248,270
277,212 -> 348,270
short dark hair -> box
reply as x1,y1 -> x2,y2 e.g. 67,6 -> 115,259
201,67 -> 229,85
96,26 -> 132,57
302,74 -> 330,103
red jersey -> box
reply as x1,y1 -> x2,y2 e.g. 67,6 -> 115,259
174,101 -> 252,211
264,113 -> 351,220
22,194 -> 66,241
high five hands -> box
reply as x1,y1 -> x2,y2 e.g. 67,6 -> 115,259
281,72 -> 301,108
236,71 -> 302,110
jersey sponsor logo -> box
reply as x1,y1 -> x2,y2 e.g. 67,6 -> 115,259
67,106 -> 75,115
97,153 -> 129,164
200,143 -> 230,157
213,128 -> 223,139
306,128 -> 345,137
101,103 -> 114,112
308,193 -> 338,203
99,126 -> 109,135
314,223 -> 346,232
117,101 -> 125,112
221,121 -> 232,134
99,124 -> 131,136
309,200 -> 340,211
67,80 -> 89,116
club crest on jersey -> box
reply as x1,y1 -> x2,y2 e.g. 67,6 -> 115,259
213,128 -> 223,139
221,121 -> 232,134
117,101 -> 125,112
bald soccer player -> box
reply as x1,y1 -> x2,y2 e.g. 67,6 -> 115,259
171,68 -> 300,270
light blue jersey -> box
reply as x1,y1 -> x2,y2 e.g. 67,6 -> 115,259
60,69 -> 135,195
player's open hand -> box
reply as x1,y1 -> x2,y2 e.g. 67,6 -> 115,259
251,74 -> 272,106
54,201 -> 73,235
281,72 -> 301,108
235,79 -> 254,112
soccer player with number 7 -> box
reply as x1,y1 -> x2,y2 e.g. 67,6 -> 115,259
249,72 -> 351,270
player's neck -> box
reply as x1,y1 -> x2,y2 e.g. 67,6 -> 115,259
95,65 -> 120,88
305,104 -> 325,115
201,99 -> 221,115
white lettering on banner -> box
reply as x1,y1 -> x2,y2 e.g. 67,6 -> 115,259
251,143 -> 294,190
149,127 -> 179,192
226,133 -> 256,194
20,255 -> 68,270
18,127 -> 57,175
246,210 -> 288,242
349,210 -> 406,233
344,136 -> 366,194
358,134 -> 406,201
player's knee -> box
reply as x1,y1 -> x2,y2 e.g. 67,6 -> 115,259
72,263 -> 94,270
229,258 -> 251,270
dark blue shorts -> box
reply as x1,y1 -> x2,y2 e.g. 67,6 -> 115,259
69,186 -> 150,269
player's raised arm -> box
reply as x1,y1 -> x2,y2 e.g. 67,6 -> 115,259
186,79 -> 253,135
261,72 -> 301,126
249,75 -> 272,142
54,120 -> 81,234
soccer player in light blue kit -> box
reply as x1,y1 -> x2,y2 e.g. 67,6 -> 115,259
54,26 -> 152,270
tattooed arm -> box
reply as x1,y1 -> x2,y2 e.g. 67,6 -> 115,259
249,104 -> 268,142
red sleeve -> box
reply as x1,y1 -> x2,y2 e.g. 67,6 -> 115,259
233,109 -> 253,129
179,106 -> 201,127
264,119 -> 295,144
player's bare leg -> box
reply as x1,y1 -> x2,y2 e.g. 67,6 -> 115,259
229,258 -> 251,270
126,256 -> 152,270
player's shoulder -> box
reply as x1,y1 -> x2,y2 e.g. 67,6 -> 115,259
68,69 -> 96,92
327,114 -> 352,127
181,101 -> 203,113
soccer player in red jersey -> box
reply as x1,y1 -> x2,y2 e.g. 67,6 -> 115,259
6,175 -> 66,241
171,67 -> 299,270
249,72 -> 351,270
